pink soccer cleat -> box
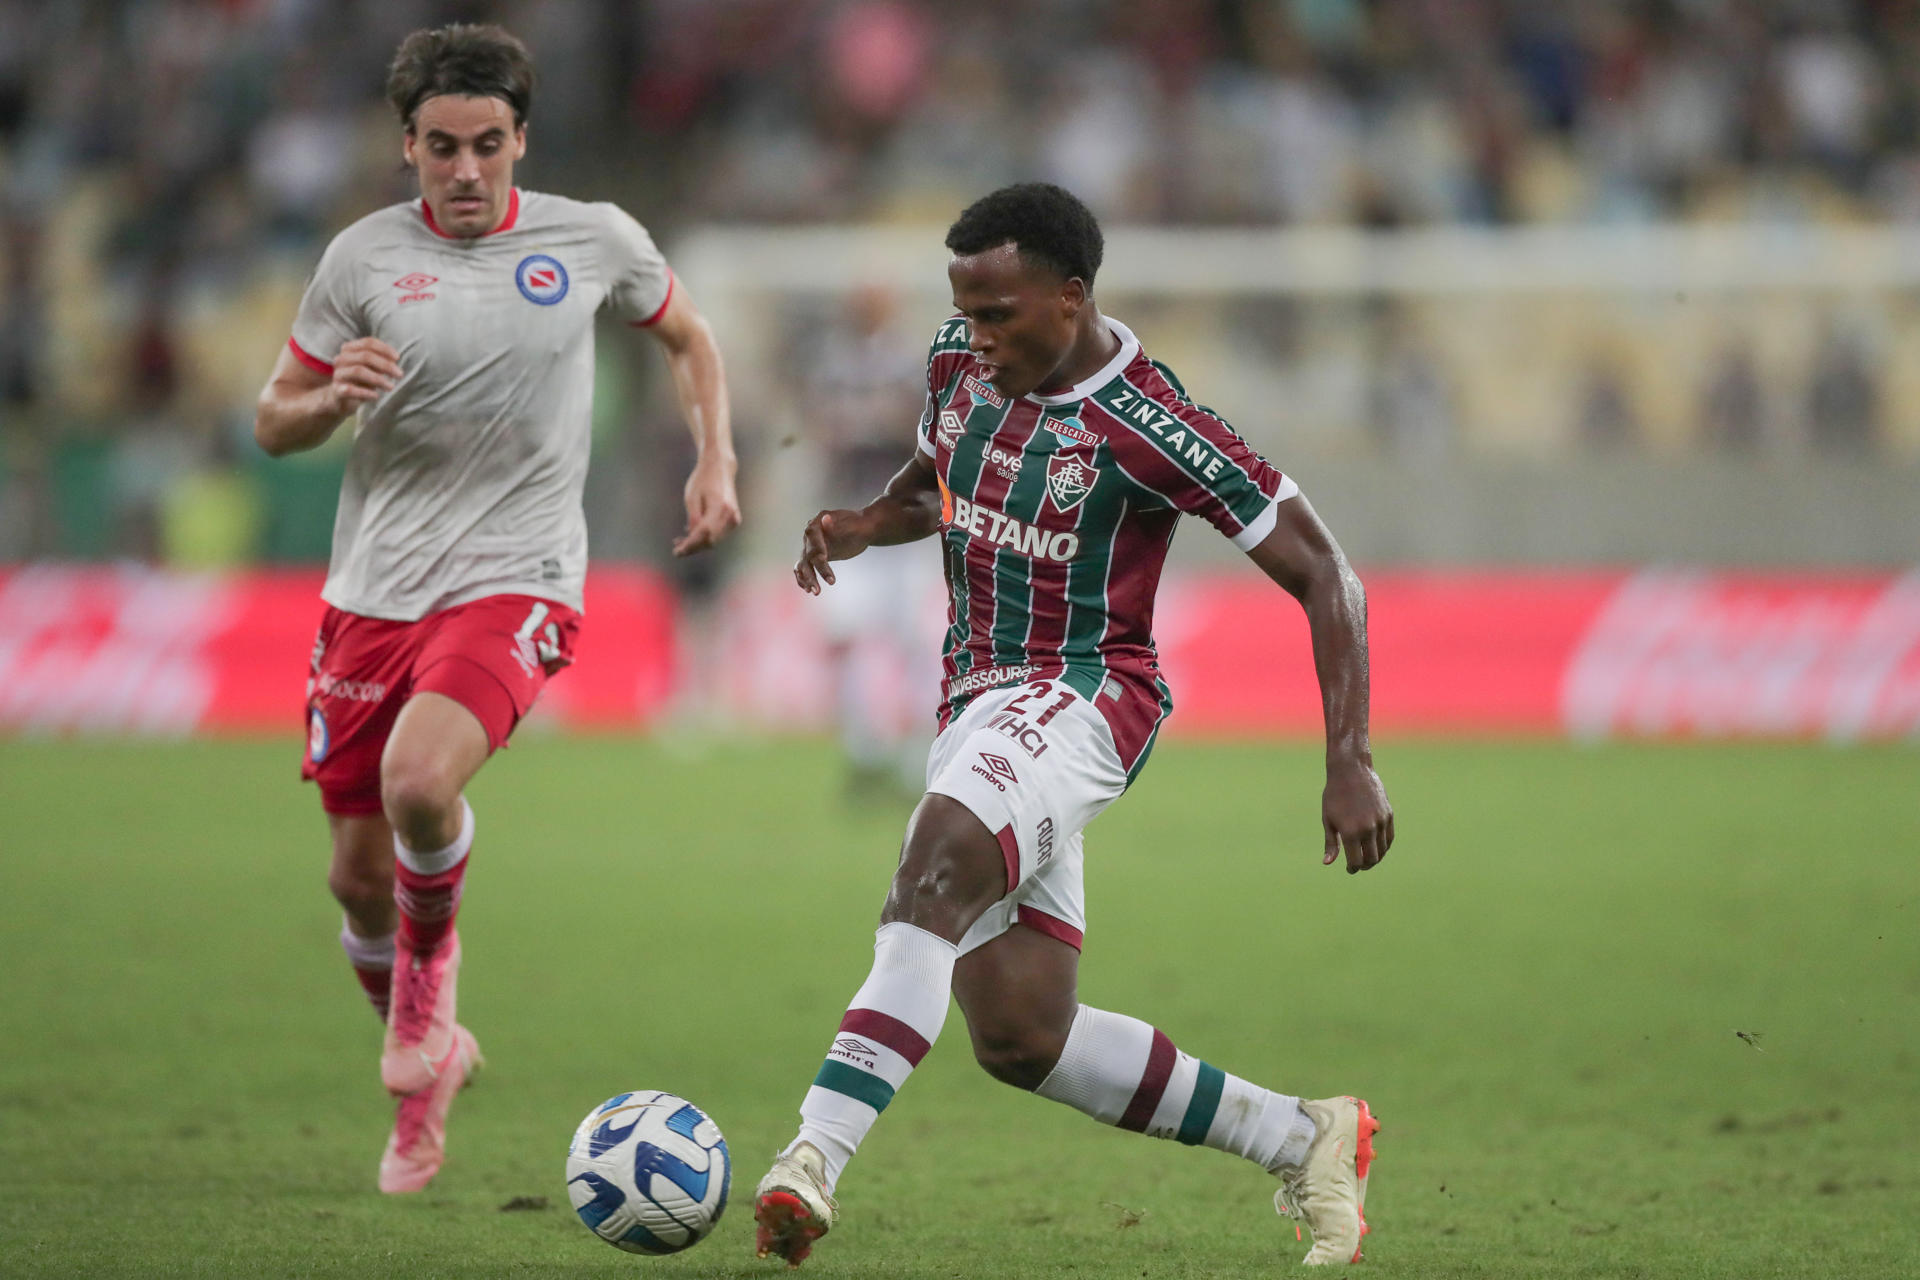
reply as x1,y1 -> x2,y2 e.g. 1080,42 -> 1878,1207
381,929 -> 461,1097
378,1023 -> 482,1194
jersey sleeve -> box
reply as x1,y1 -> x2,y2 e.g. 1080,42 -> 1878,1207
1102,375 -> 1300,551
599,203 -> 675,326
287,232 -> 367,374
917,316 -> 973,457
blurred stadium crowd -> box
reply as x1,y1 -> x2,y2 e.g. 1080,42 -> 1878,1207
1,0 -> 1917,568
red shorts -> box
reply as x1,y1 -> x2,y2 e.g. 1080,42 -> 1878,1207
301,594 -> 581,815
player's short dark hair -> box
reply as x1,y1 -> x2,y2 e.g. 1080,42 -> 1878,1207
945,183 -> 1104,286
387,24 -> 535,131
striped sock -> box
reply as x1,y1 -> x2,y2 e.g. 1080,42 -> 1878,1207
393,799 -> 472,952
791,921 -> 958,1192
339,919 -> 394,1020
1036,1005 -> 1316,1172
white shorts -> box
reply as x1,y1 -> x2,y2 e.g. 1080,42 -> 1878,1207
923,676 -> 1128,956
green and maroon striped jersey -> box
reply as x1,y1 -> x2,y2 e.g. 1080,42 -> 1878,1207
917,316 -> 1299,781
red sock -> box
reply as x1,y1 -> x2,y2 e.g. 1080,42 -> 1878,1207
339,921 -> 394,1020
394,854 -> 468,952
392,799 -> 474,953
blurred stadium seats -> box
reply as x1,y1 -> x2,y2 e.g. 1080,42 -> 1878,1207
3,0 -> 1920,565
2,1 -> 1917,739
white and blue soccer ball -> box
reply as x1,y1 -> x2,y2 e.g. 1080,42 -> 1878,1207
565,1091 -> 731,1254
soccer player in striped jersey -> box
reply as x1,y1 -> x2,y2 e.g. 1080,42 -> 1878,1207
254,25 -> 739,1194
754,184 -> 1393,1267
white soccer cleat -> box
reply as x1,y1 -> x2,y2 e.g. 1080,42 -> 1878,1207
753,1141 -> 838,1268
1274,1095 -> 1380,1265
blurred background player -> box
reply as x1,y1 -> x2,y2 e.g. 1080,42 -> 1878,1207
755,184 -> 1393,1268
252,23 -> 739,1193
798,284 -> 938,798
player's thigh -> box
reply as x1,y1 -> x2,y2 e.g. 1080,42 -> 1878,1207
380,691 -> 491,808
923,677 -> 1126,896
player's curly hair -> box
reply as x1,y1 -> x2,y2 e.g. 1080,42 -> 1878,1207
945,183 -> 1104,286
387,24 -> 535,130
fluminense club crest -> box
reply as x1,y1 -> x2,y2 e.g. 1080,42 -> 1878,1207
1046,454 -> 1098,512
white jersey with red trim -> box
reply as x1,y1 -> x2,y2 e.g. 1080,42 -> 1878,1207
288,188 -> 673,620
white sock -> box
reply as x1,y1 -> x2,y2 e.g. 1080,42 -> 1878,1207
790,922 -> 958,1192
338,919 -> 395,970
1035,1005 -> 1316,1172
392,797 -> 474,875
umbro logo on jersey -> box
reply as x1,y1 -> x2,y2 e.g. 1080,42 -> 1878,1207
393,272 -> 438,304
963,373 -> 1004,408
1046,455 -> 1098,512
515,254 -> 570,305
937,409 -> 964,449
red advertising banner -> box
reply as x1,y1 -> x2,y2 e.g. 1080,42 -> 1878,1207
0,566 -> 679,735
3,565 -> 1916,740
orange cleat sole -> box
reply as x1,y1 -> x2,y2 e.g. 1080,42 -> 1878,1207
754,1190 -> 827,1268
1350,1097 -> 1380,1263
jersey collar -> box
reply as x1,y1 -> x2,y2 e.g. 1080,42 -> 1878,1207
1024,317 -> 1139,407
419,187 -> 521,239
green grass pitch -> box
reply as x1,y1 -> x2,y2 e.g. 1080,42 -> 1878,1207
1,734 -> 1915,1278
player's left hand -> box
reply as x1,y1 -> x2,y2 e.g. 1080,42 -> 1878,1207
1322,757 -> 1393,874
674,454 -> 741,557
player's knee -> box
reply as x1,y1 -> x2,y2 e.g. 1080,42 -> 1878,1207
379,758 -> 460,848
971,1024 -> 1066,1092
326,860 -> 392,918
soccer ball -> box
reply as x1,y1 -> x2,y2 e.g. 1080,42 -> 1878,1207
565,1091 -> 731,1254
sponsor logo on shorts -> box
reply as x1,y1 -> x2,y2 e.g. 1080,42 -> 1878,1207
515,254 -> 570,305
945,664 -> 1036,701
986,708 -> 1051,758
307,707 -> 330,763
316,673 -> 387,702
1036,816 -> 1055,866
964,373 -> 1004,408
947,495 -> 1079,562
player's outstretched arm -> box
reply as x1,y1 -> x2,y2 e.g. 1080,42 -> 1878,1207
794,453 -> 942,595
253,338 -> 401,458
1245,495 -> 1395,875
638,285 -> 742,557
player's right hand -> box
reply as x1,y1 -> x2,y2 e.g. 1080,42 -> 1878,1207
794,509 -> 870,594
328,337 -> 403,412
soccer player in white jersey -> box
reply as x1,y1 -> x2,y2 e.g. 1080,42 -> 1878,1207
253,25 -> 740,1194
753,185 -> 1393,1267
